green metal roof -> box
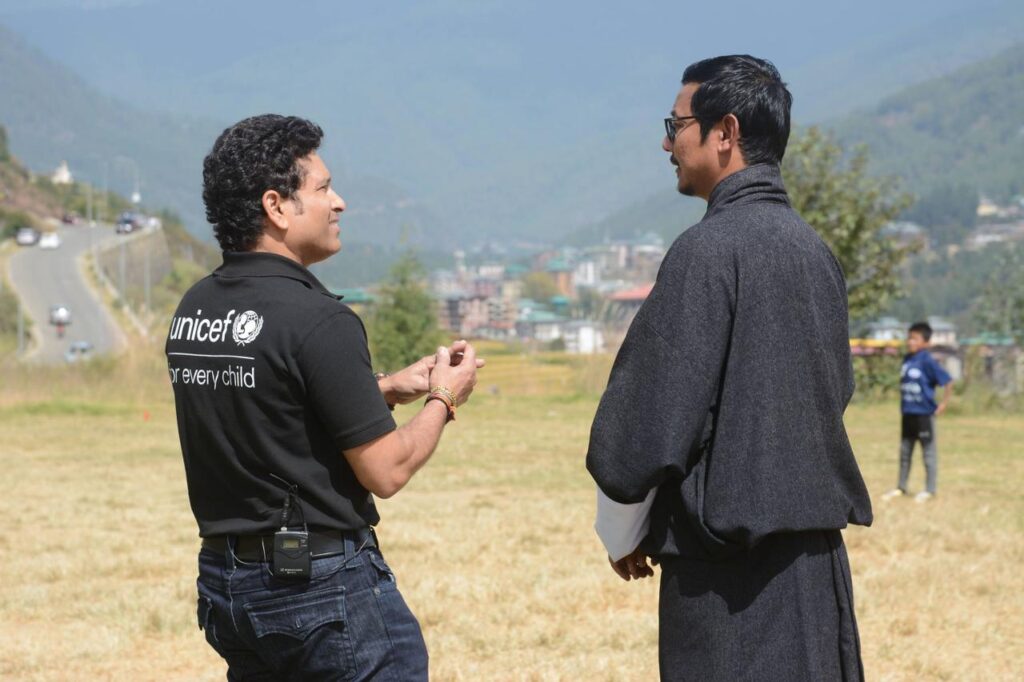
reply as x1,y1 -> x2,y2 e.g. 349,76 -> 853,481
961,333 -> 1017,346
519,309 -> 567,323
331,288 -> 375,304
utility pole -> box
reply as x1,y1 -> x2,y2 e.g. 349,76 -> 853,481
119,239 -> 127,307
101,162 -> 109,223
144,241 -> 151,313
17,297 -> 24,356
86,181 -> 94,226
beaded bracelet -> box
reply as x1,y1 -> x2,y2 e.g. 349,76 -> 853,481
430,385 -> 458,407
425,387 -> 456,422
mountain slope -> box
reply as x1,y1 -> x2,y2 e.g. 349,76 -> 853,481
832,42 -> 1024,202
0,23 -> 438,247
788,1 -> 1024,122
568,43 -> 1024,247
3,3 -> 1023,249
8,1 -> 1022,245
0,23 -> 219,232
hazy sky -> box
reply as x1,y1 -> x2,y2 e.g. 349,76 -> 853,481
1,0 -> 1012,122
1,0 -> 1020,240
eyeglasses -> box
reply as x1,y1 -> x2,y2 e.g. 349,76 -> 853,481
664,116 -> 698,141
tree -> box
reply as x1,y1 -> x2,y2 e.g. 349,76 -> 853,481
782,127 -> 915,322
0,124 -> 9,162
520,271 -> 559,302
975,244 -> 1024,344
369,252 -> 445,371
572,286 -> 609,321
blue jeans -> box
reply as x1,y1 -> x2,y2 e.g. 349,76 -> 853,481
196,538 -> 428,681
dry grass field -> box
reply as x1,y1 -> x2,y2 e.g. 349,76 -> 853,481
0,345 -> 1021,680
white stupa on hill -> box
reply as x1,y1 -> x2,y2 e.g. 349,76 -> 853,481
51,160 -> 73,185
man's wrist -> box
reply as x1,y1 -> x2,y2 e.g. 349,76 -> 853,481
425,387 -> 456,423
424,394 -> 452,422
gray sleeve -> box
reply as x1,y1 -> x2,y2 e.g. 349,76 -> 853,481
586,236 -> 735,503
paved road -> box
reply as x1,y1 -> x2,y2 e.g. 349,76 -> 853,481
8,223 -> 127,363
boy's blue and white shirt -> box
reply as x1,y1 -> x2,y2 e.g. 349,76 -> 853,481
900,350 -> 952,415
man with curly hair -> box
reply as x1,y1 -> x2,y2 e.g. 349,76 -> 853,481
167,114 -> 481,680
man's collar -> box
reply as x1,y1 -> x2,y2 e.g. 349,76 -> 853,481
705,163 -> 790,217
214,251 -> 343,300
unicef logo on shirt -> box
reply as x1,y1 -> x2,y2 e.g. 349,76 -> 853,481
232,310 -> 264,346
907,368 -> 922,380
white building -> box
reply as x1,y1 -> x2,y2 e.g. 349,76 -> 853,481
564,320 -> 605,354
52,161 -> 73,185
573,260 -> 599,288
927,317 -> 958,349
866,316 -> 906,341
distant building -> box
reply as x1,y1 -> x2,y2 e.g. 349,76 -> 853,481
881,221 -> 927,248
51,161 -> 73,185
563,320 -> 605,354
975,195 -> 1022,220
471,277 -> 502,299
545,258 -> 575,298
516,308 -> 568,343
927,316 -> 957,349
584,234 -> 666,282
926,316 -> 961,380
429,269 -> 463,298
483,281 -> 521,338
966,221 -> 1024,250
961,334 -> 1022,394
573,260 -> 599,288
865,316 -> 906,341
439,294 -> 490,337
607,283 -> 654,329
476,263 -> 506,280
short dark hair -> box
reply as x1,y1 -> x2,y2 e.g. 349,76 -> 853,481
202,114 -> 323,252
908,322 -> 933,341
682,55 -> 792,166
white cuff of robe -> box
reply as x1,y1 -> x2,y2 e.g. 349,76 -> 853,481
594,486 -> 657,562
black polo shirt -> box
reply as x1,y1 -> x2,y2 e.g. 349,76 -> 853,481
165,251 -> 396,537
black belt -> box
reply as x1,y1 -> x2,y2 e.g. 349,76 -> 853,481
202,528 -> 376,562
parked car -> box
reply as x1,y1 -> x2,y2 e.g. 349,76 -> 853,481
65,340 -> 94,363
15,226 -> 40,246
115,211 -> 140,234
39,232 -> 62,249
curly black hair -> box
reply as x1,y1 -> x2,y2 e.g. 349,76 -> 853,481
202,114 -> 324,252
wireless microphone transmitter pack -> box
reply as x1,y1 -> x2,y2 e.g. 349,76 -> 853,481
273,529 -> 310,579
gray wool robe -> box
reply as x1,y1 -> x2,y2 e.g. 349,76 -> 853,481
586,163 -> 872,681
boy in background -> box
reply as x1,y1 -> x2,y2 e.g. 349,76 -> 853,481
882,321 -> 953,503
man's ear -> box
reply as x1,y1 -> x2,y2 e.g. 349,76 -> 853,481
262,189 -> 289,231
718,113 -> 741,153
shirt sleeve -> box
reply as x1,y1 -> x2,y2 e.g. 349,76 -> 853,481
929,356 -> 953,387
297,310 -> 396,451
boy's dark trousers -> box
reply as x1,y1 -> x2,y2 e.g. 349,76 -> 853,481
898,414 -> 937,494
